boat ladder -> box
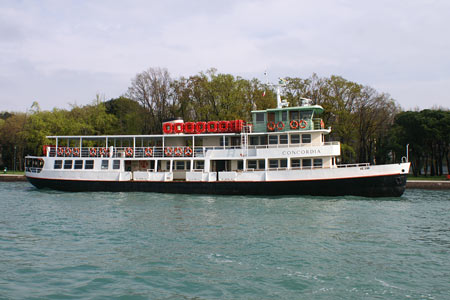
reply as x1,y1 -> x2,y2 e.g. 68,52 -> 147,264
240,125 -> 252,157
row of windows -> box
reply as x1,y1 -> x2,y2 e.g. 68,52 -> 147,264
268,158 -> 322,169
250,134 -> 311,145
54,160 -> 120,170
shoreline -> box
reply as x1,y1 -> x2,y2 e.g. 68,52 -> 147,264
1,175 -> 449,190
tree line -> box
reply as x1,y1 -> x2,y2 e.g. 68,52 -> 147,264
0,67 -> 448,175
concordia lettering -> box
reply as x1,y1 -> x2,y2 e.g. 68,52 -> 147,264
282,149 -> 321,156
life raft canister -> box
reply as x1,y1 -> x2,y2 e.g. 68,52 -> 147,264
163,122 -> 174,134
184,122 -> 196,134
218,121 -> 229,133
195,122 -> 206,134
207,121 -> 218,133
173,123 -> 184,134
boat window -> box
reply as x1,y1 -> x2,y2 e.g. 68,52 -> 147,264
237,160 -> 243,170
279,135 -> 288,144
113,160 -> 121,170
302,134 -> 311,143
194,160 -> 204,170
291,159 -> 301,168
74,160 -> 83,169
282,111 -> 288,121
54,160 -> 62,169
269,160 -> 279,168
85,160 -> 94,170
300,110 -> 313,120
302,159 -> 312,168
220,137 -> 229,146
260,135 -> 268,145
176,161 -> 185,170
64,160 -> 73,169
290,111 -> 299,121
247,160 -> 257,169
269,135 -> 278,144
267,112 -> 275,123
258,160 -> 265,170
256,112 -> 265,122
101,160 -> 109,170
280,159 -> 287,168
314,159 -> 323,168
250,136 -> 259,145
291,134 -> 300,144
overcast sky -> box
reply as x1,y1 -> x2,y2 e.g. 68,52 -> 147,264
1,0 -> 449,112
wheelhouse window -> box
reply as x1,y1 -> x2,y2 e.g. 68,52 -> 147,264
256,112 -> 265,123
63,160 -> 73,169
291,159 -> 301,168
85,160 -> 94,170
291,134 -> 300,144
74,160 -> 83,169
290,111 -> 299,121
302,134 -> 311,143
54,160 -> 62,169
314,159 -> 323,168
113,160 -> 120,170
101,160 -> 109,170
279,134 -> 288,144
269,135 -> 278,145
282,111 -> 288,122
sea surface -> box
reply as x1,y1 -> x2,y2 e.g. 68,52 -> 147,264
0,182 -> 449,300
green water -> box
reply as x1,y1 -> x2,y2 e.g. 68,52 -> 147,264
1,182 -> 449,299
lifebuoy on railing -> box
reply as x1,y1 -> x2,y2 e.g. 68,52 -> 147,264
89,147 -> 97,157
267,122 -> 276,131
72,148 -> 80,157
99,148 -> 107,156
125,147 -> 133,157
184,147 -> 193,156
299,119 -> 307,129
290,120 -> 299,129
57,147 -> 64,156
277,121 -> 285,131
164,147 -> 173,157
65,147 -> 72,156
174,147 -> 183,157
144,147 -> 153,157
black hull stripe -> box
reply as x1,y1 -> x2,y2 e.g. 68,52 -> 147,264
26,174 -> 408,197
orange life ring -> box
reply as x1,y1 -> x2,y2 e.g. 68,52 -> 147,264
72,148 -> 80,156
184,147 -> 193,156
89,148 -> 97,157
144,147 -> 153,157
299,119 -> 307,129
99,148 -> 107,156
174,147 -> 183,157
277,121 -> 285,131
125,147 -> 133,157
267,122 -> 276,131
290,120 -> 299,129
57,147 -> 64,156
65,147 -> 72,156
164,147 -> 173,156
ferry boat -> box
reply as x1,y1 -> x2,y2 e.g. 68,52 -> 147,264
25,82 -> 410,197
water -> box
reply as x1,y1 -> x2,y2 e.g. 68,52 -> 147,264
1,182 -> 449,300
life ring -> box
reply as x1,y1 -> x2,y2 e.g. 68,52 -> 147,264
184,147 -> 193,156
174,147 -> 183,157
89,148 -> 97,157
299,120 -> 307,129
72,148 -> 80,156
57,147 -> 64,156
144,147 -> 153,157
290,120 -> 299,129
164,147 -> 173,156
267,122 -> 276,131
99,148 -> 107,156
125,147 -> 133,157
65,148 -> 72,156
277,121 -> 285,131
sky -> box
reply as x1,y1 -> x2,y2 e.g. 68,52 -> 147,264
1,0 -> 449,112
